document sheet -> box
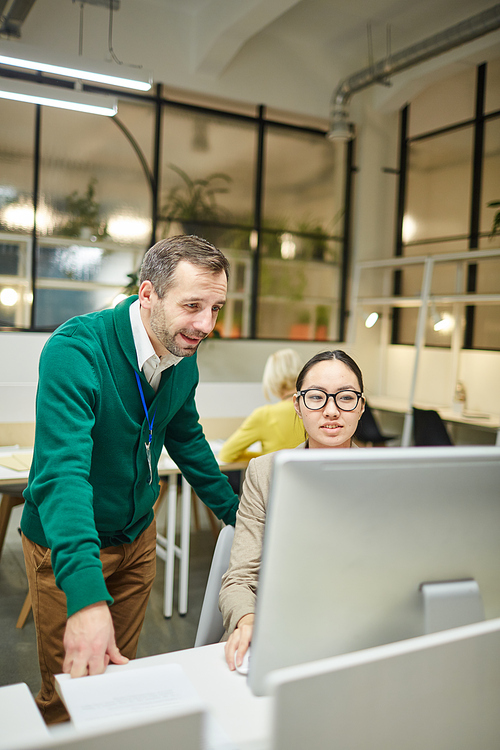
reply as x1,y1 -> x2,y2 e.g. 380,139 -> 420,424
55,662 -> 237,750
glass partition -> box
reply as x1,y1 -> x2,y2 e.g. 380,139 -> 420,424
263,126 -> 344,235
405,127 -> 474,244
485,58 -> 500,115
258,127 -> 344,340
408,66 -> 476,138
0,84 -> 347,339
0,99 -> 36,327
481,117 -> 500,241
257,231 -> 340,340
159,106 -> 256,238
33,101 -> 154,328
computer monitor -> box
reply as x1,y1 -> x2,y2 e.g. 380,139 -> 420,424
248,445 -> 500,696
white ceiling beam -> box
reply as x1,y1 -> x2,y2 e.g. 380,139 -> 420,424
193,0 -> 302,77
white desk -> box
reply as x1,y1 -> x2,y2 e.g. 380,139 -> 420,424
112,643 -> 270,749
368,395 -> 500,445
0,448 -> 30,565
47,643 -> 269,750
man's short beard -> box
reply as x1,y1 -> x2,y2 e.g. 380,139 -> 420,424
150,304 -> 205,357
159,330 -> 202,358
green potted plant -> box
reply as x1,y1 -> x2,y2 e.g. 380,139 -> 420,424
487,200 -> 500,237
159,164 -> 232,236
59,178 -> 106,239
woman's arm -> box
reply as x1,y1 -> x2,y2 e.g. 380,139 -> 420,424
219,455 -> 272,667
218,407 -> 267,463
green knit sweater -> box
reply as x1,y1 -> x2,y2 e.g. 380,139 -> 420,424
21,295 -> 238,617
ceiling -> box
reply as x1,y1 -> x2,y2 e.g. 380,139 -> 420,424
2,0 -> 500,119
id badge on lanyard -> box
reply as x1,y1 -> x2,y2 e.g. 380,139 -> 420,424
135,371 -> 157,484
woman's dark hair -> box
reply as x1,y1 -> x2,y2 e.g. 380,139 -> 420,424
296,350 -> 364,393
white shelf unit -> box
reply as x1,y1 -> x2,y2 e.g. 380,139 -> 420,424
348,247 -> 500,446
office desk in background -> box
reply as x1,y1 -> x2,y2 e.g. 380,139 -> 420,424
0,448 -> 30,562
369,396 -> 500,445
156,450 -> 248,618
0,446 -> 248,620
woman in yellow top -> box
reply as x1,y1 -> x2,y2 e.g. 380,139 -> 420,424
218,348 -> 305,463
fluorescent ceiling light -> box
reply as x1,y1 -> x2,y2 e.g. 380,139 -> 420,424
0,41 -> 152,91
0,78 -> 117,116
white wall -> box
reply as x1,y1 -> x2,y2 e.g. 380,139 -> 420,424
0,332 -> 48,423
0,332 -> 352,432
2,326 -> 500,444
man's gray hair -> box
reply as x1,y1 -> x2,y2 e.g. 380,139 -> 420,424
139,235 -> 230,298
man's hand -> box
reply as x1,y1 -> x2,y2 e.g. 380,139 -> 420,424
225,613 -> 254,670
62,601 -> 129,678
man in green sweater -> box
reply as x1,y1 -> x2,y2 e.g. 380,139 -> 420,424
21,235 -> 239,723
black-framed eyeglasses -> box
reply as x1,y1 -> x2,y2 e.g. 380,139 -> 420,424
296,388 -> 364,412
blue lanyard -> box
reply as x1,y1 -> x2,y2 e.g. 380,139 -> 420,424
135,371 -> 157,439
135,371 -> 157,483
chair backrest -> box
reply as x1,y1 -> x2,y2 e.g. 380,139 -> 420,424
355,402 -> 390,444
194,524 -> 235,647
412,407 -> 453,446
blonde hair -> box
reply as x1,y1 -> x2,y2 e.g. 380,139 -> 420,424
262,348 -> 302,401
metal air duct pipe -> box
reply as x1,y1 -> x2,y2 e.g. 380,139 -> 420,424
328,3 -> 500,140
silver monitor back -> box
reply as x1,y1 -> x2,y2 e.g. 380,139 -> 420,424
248,445 -> 500,695
268,618 -> 500,750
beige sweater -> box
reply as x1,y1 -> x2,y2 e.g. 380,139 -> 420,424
219,445 -> 303,635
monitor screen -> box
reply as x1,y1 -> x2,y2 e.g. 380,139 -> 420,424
248,445 -> 500,696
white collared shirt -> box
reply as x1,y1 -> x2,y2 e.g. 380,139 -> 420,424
129,299 -> 183,392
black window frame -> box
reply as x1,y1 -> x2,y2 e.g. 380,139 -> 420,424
0,68 -> 352,340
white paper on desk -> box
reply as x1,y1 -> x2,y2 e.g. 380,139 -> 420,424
0,452 -> 32,471
0,444 -> 20,454
55,663 -> 203,729
55,664 -> 237,750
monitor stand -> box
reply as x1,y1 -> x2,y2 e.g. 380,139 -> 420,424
421,579 -> 485,634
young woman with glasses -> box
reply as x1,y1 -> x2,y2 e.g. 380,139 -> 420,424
220,350 -> 365,670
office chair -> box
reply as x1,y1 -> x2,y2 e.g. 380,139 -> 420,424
355,402 -> 397,446
412,407 -> 453,446
194,524 -> 235,647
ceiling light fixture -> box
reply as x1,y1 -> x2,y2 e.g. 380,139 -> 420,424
0,77 -> 117,116
0,287 -> 19,307
365,311 -> 379,329
280,233 -> 296,259
430,304 -> 454,333
0,41 -> 152,91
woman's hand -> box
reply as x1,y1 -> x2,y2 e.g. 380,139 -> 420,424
225,613 -> 254,670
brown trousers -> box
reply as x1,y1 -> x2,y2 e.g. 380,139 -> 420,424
22,521 -> 157,725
